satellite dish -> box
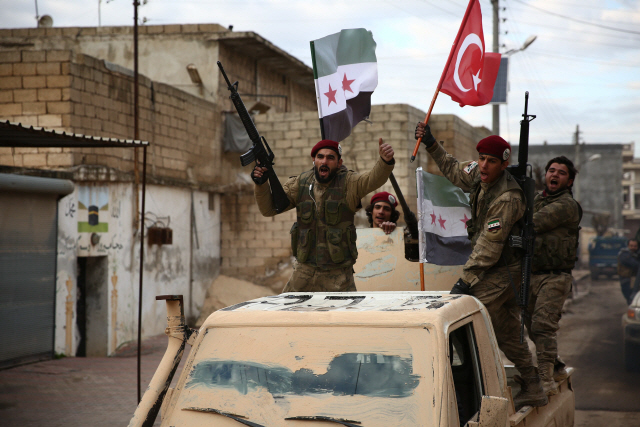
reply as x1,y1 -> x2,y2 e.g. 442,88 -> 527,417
37,15 -> 53,28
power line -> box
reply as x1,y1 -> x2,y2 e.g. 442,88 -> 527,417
511,0 -> 640,35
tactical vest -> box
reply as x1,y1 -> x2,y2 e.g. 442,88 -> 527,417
290,167 -> 358,270
532,190 -> 582,271
466,170 -> 523,265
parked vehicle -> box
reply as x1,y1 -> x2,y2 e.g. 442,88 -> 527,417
130,292 -> 575,427
588,236 -> 626,280
622,291 -> 640,372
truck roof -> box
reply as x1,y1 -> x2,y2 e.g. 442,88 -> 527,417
201,291 -> 485,329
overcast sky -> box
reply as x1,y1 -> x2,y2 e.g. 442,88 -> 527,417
4,0 -> 640,156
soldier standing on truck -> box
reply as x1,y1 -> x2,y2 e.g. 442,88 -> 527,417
618,239 -> 640,304
526,156 -> 582,397
252,138 -> 395,292
365,191 -> 400,234
415,122 -> 548,409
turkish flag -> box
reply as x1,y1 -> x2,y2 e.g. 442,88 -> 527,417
439,0 -> 501,107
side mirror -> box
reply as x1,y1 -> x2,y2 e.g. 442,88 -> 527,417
466,395 -> 509,427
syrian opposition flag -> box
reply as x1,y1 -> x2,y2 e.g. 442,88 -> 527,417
417,168 -> 472,265
310,28 -> 377,142
439,0 -> 501,107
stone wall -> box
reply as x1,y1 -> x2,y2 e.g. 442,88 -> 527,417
0,50 -> 228,185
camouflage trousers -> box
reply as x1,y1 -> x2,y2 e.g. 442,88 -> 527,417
282,262 -> 357,293
470,263 -> 535,376
525,272 -> 572,366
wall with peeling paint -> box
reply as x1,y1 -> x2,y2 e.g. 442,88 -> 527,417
55,183 -> 220,356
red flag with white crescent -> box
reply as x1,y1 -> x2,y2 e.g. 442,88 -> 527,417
440,0 -> 501,107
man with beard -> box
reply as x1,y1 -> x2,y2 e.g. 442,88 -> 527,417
526,156 -> 581,397
253,138 -> 394,292
365,191 -> 400,234
415,122 -> 547,409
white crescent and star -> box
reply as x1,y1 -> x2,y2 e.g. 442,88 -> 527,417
454,33 -> 483,93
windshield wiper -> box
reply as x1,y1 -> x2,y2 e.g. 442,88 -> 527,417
285,416 -> 361,427
183,407 -> 266,427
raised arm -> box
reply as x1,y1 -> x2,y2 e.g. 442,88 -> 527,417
253,169 -> 297,217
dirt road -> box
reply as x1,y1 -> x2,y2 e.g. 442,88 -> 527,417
559,277 -> 640,426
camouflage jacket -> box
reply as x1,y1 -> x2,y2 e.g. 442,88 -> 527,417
426,142 -> 525,286
532,189 -> 582,271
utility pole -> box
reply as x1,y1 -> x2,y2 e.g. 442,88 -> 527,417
492,0 -> 499,135
574,124 -> 581,201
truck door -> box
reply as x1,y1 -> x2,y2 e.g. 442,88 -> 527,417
448,320 -> 485,426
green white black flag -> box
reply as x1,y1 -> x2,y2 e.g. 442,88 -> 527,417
310,28 -> 377,142
417,168 -> 473,265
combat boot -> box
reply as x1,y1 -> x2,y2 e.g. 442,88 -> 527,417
553,356 -> 568,382
538,362 -> 559,396
513,370 -> 549,410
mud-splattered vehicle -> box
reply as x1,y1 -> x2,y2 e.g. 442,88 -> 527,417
129,286 -> 574,427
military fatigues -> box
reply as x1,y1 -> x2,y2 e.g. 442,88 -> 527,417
526,189 -> 581,368
426,142 -> 535,375
255,158 -> 394,292
618,247 -> 640,304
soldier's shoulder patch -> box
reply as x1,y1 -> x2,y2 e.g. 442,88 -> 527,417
463,161 -> 478,175
487,218 -> 502,231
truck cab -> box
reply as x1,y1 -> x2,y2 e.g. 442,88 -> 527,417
131,292 -> 574,427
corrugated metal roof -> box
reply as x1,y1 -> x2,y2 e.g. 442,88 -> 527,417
0,121 -> 149,148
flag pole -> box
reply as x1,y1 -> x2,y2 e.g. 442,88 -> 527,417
420,263 -> 425,291
410,0 -> 479,162
310,41 -> 326,140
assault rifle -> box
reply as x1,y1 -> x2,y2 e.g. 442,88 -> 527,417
507,91 -> 536,343
217,61 -> 290,214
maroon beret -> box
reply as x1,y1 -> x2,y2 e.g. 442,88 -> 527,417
370,191 -> 398,208
476,135 -> 511,161
311,139 -> 342,158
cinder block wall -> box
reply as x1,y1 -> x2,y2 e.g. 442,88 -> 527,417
219,105 -> 490,280
0,50 -> 228,186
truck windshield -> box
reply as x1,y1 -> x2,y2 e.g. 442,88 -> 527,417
169,326 -> 435,426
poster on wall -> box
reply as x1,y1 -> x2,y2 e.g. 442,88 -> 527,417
77,186 -> 110,255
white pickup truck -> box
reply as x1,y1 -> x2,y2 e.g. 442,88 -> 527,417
129,290 -> 574,427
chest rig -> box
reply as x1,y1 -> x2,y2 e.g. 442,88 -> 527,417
466,171 -> 524,265
532,190 -> 582,271
290,168 -> 358,270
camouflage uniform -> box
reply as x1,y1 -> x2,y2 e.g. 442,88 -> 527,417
255,158 -> 394,292
426,142 -> 536,376
526,190 -> 581,367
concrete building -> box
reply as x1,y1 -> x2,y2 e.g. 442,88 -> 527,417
622,143 -> 640,237
0,24 -> 488,365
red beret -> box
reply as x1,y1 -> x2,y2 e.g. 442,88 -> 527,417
311,139 -> 342,158
476,135 -> 511,161
370,192 -> 398,208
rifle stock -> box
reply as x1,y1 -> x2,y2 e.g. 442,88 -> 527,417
218,61 -> 290,214
507,92 -> 536,343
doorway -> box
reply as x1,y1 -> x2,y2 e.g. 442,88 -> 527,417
76,256 -> 109,357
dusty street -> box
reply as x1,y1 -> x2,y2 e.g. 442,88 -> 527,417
560,277 -> 640,426
1,277 -> 639,426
